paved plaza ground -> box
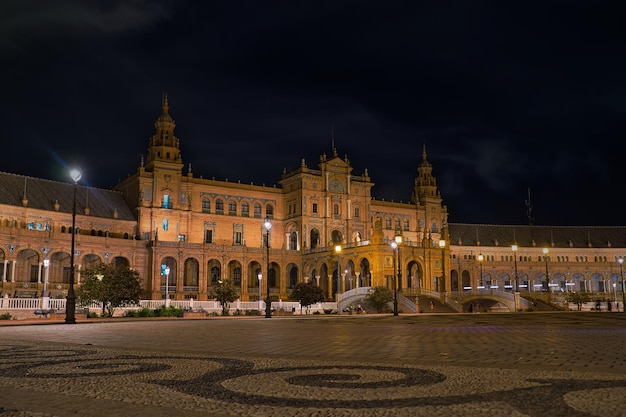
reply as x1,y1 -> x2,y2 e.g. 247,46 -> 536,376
0,312 -> 624,416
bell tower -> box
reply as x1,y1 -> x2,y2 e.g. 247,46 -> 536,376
145,93 -> 183,172
412,145 -> 448,242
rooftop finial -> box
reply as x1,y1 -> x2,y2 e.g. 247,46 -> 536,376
162,92 -> 169,114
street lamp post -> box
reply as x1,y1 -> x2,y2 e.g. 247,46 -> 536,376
543,248 -> 550,291
439,239 -> 446,293
395,232 -> 403,292
164,266 -> 171,307
512,244 -> 518,292
618,257 -> 625,314
264,217 -> 272,318
65,168 -> 81,324
335,245 -> 342,300
390,240 -> 399,316
257,273 -> 262,311
477,254 -> 484,289
42,259 -> 50,310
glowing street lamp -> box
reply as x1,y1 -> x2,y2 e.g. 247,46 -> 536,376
65,168 -> 81,324
257,272 -> 262,311
390,238 -> 400,316
477,254 -> 484,289
543,248 -> 550,292
335,244 -> 342,298
264,216 -> 272,318
395,232 -> 403,292
164,266 -> 171,307
439,239 -> 446,293
511,244 -> 518,292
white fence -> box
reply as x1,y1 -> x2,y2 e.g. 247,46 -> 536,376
0,295 -> 339,316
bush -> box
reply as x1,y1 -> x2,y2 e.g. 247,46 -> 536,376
122,308 -> 156,318
87,311 -> 99,318
0,313 -> 13,320
155,306 -> 183,317
245,309 -> 261,316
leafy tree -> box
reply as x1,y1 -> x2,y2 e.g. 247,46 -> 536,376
77,264 -> 143,316
289,281 -> 324,314
366,286 -> 393,313
213,279 -> 239,315
566,292 -> 592,311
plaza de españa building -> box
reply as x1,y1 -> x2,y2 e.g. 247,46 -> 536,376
1,98 -> 625,309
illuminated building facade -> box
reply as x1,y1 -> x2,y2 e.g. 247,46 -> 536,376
1,98 -> 624,309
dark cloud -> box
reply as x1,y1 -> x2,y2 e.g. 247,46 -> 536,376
0,0 -> 624,226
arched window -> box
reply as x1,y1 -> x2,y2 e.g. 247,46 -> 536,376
228,200 -> 237,215
216,199 -> 224,214
202,198 -> 210,213
394,218 -> 400,230
333,203 -> 339,217
234,267 -> 242,286
210,267 -> 220,285
266,204 -> 274,219
254,203 -> 262,218
242,202 -> 249,217
385,217 -> 391,229
289,231 -> 298,250
403,219 -> 409,230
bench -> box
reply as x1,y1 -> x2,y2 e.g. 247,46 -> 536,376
34,309 -> 55,318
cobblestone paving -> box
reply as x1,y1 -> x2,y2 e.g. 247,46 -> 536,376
0,312 -> 625,416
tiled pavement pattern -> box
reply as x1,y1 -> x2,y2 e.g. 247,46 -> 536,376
0,313 -> 625,416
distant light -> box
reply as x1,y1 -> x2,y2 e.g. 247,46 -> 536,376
70,169 -> 82,183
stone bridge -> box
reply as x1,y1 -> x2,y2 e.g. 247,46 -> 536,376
339,288 -> 529,313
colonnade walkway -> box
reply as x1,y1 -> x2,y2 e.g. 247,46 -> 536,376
0,312 -> 625,416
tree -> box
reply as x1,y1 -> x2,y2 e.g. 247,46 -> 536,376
76,264 -> 143,317
566,292 -> 592,311
366,286 -> 393,313
213,279 -> 239,315
289,281 -> 324,314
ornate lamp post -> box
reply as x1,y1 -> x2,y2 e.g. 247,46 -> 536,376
164,266 -> 171,307
477,254 -> 484,289
395,231 -> 403,292
543,248 -> 550,293
618,257 -> 625,314
439,239 -> 446,293
511,244 -> 519,292
390,238 -> 400,316
257,272 -> 262,311
42,259 -> 50,310
65,168 -> 81,324
335,244 -> 341,298
264,216 -> 272,318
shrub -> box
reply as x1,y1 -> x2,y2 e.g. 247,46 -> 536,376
87,311 -> 99,318
0,313 -> 13,320
245,309 -> 261,316
155,306 -> 183,317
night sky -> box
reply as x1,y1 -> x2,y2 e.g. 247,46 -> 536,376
1,1 -> 624,226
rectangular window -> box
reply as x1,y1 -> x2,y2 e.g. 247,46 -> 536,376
234,231 -> 243,245
163,194 -> 170,209
178,234 -> 186,242
312,203 -> 318,213
163,219 -> 169,231
144,186 -> 151,201
354,207 -> 360,218
30,265 -> 39,282
205,230 -> 213,244
181,192 -> 186,205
